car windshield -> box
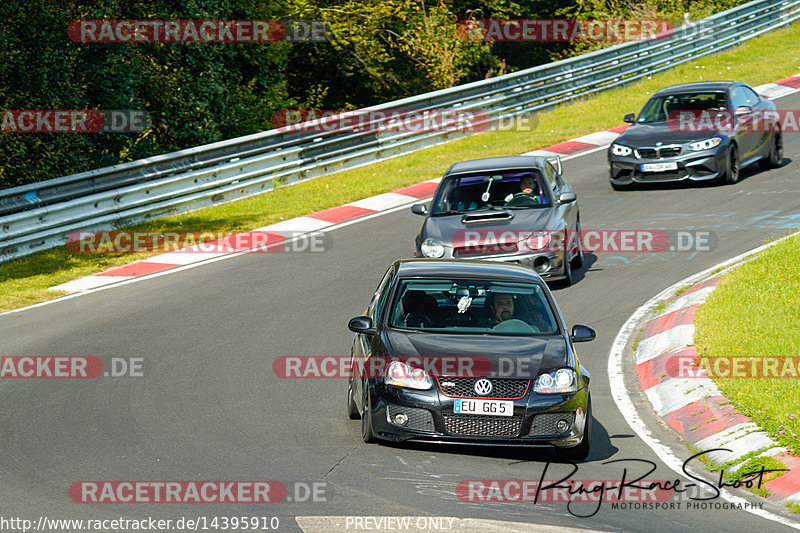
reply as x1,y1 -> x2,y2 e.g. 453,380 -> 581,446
388,279 -> 559,336
430,170 -> 550,215
636,91 -> 729,123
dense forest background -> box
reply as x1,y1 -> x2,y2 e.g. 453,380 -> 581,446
0,0 -> 746,189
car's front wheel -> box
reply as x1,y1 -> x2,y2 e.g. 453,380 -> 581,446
723,144 -> 740,184
555,396 -> 592,461
558,251 -> 573,288
346,373 -> 360,420
570,222 -> 584,269
361,381 -> 377,443
759,131 -> 783,169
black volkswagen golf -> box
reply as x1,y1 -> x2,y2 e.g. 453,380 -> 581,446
608,81 -> 783,189
346,259 -> 595,460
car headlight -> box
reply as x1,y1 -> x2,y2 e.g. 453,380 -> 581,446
521,231 -> 551,251
420,238 -> 445,258
385,361 -> 433,390
611,144 -> 632,157
534,368 -> 578,393
688,137 -> 723,151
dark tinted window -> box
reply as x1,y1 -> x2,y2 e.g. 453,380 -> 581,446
742,86 -> 760,106
389,279 -> 559,335
731,86 -> 757,109
637,92 -> 728,122
369,267 -> 394,322
431,170 -> 550,214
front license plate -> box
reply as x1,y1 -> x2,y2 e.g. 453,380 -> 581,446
453,398 -> 514,417
641,162 -> 678,172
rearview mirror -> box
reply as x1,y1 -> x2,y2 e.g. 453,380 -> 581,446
557,192 -> 577,204
348,315 -> 375,334
411,204 -> 428,216
623,113 -> 635,123
570,324 -> 596,343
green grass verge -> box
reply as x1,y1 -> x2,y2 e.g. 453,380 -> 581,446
3,23 -> 800,312
695,233 -> 800,459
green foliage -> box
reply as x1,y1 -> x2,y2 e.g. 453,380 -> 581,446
0,0 -> 291,188
0,0 -> 755,188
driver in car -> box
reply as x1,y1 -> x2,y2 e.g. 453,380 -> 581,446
487,292 -> 515,325
485,291 -> 551,332
505,174 -> 544,206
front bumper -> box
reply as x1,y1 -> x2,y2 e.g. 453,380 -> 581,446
414,249 -> 568,281
366,380 -> 589,448
608,147 -> 725,185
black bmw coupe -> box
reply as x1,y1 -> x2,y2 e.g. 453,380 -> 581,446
346,259 -> 595,460
608,81 -> 782,189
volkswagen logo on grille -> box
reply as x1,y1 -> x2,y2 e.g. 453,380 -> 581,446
473,378 -> 493,396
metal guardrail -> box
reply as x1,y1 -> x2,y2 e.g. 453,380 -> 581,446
2,0 -> 799,262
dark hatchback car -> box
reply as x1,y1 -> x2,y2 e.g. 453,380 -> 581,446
411,156 -> 583,286
608,81 -> 782,189
346,260 -> 596,460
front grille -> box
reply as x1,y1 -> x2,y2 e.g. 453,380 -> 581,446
635,170 -> 686,182
444,415 -> 523,437
660,147 -> 681,157
387,404 -> 435,432
635,146 -> 681,158
528,412 -> 575,437
453,244 -> 519,258
438,378 -> 530,399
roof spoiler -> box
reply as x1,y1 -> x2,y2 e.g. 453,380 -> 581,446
548,155 -> 562,175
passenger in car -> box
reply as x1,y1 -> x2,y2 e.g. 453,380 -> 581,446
401,290 -> 439,328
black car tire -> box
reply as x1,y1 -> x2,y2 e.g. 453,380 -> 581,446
361,381 -> 377,443
555,395 -> 592,461
346,373 -> 360,420
759,131 -> 783,170
723,144 -> 739,185
570,223 -> 584,269
559,251 -> 573,287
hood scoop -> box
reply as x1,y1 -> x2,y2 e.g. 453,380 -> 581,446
461,210 -> 513,224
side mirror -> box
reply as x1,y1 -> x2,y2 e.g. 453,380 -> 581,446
557,191 -> 577,204
623,113 -> 635,124
570,324 -> 596,343
411,203 -> 428,216
348,315 -> 375,334
735,106 -> 752,117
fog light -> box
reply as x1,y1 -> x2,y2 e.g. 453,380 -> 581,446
556,419 -> 569,432
394,413 -> 409,426
533,257 -> 550,273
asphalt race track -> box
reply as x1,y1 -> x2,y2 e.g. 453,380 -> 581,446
2,92 -> 800,533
